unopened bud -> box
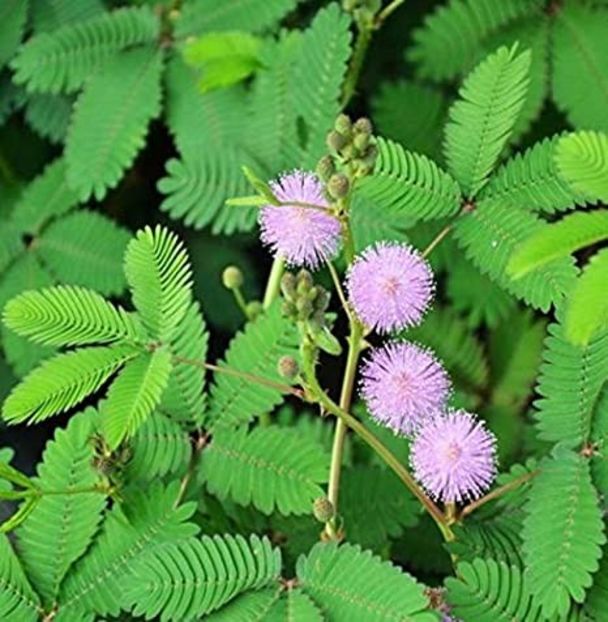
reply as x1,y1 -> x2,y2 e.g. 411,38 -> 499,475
222,266 -> 243,290
246,301 -> 263,319
296,297 -> 314,318
314,289 -> 331,312
280,273 -> 296,299
334,113 -> 352,135
281,299 -> 296,317
327,174 -> 350,199
353,117 -> 373,135
353,132 -> 370,152
296,270 -> 314,292
316,155 -> 336,181
327,130 -> 347,153
277,355 -> 299,379
313,497 -> 335,522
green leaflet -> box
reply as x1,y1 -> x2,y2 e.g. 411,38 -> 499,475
355,137 -> 462,223
555,131 -> 608,203
16,410 -> 107,605
522,448 -> 606,619
566,249 -> 608,345
446,558 -> 542,621
206,301 -> 300,430
124,225 -> 193,343
201,425 -> 329,516
2,344 -> 138,425
3,285 -> 138,348
508,210 -> 608,279
534,316 -> 608,447
24,93 -> 73,145
66,46 -> 164,201
35,210 -> 130,296
174,0 -> 297,37
11,6 -> 160,94
296,543 -> 436,621
0,535 -> 40,622
101,348 -> 173,450
124,535 -> 282,620
56,482 -> 198,619
552,5 -> 608,132
0,0 -> 28,71
444,44 -> 531,197
408,0 -> 543,82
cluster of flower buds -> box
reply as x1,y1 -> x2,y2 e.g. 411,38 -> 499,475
280,269 -> 341,355
318,113 -> 378,189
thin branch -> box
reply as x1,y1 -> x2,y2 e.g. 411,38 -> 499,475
326,261 -> 353,322
460,470 -> 538,519
172,355 -> 305,399
375,0 -> 406,28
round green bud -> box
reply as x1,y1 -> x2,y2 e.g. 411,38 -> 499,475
296,297 -> 314,318
316,155 -> 336,181
327,173 -> 350,199
314,289 -> 331,312
222,266 -> 244,290
246,301 -> 263,320
277,355 -> 299,379
313,497 -> 335,523
281,299 -> 296,318
327,130 -> 347,153
334,113 -> 352,135
353,117 -> 373,135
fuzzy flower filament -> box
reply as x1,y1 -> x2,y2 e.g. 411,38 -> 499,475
411,410 -> 497,504
346,242 -> 434,334
259,170 -> 341,269
360,341 -> 451,436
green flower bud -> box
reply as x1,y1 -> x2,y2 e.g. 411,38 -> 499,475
334,113 -> 352,135
316,155 -> 336,181
327,130 -> 347,153
222,266 -> 244,290
353,117 -> 373,135
281,299 -> 297,317
246,301 -> 263,320
296,297 -> 314,319
280,273 -> 297,299
314,289 -> 331,312
277,355 -> 299,379
296,270 -> 314,293
313,497 -> 335,523
327,173 -> 350,199
353,132 -> 370,152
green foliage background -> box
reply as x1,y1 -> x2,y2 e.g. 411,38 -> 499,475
1,0 -> 608,620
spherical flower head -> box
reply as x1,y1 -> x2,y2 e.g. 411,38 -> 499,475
346,242 -> 434,333
360,341 -> 451,436
411,410 -> 497,504
259,170 -> 341,269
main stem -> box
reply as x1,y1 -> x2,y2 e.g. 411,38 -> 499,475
262,256 -> 285,310
325,321 -> 364,538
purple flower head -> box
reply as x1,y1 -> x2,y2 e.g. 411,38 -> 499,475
360,341 -> 451,436
259,170 -> 341,269
411,410 -> 497,503
346,242 -> 434,334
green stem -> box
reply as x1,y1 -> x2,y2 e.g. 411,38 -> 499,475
175,432 -> 208,507
325,321 -> 364,538
342,24 -> 373,108
232,287 -> 249,318
306,365 -> 451,538
375,0 -> 406,27
38,484 -> 111,497
262,256 -> 285,310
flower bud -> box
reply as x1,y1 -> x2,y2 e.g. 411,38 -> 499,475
353,132 -> 370,152
353,117 -> 373,135
334,113 -> 352,135
314,289 -> 331,312
222,266 -> 244,290
280,273 -> 297,299
313,497 -> 335,522
246,301 -> 263,319
327,130 -> 347,153
296,270 -> 314,292
327,174 -> 350,199
316,155 -> 336,181
281,299 -> 296,317
277,355 -> 299,379
296,297 -> 314,319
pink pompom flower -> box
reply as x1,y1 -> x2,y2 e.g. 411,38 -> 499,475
360,341 -> 451,436
259,170 -> 341,269
411,410 -> 497,503
346,242 -> 434,334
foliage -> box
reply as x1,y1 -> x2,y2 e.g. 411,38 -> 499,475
1,2 -> 608,620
